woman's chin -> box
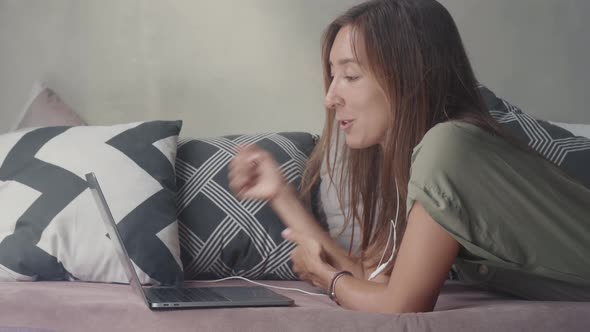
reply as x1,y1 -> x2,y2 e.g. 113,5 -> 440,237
345,135 -> 379,150
344,136 -> 372,149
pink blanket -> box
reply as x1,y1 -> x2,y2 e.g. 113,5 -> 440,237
1,280 -> 589,332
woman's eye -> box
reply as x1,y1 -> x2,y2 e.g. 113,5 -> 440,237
345,76 -> 359,82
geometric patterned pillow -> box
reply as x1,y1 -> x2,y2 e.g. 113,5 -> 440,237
0,121 -> 184,285
175,132 -> 320,280
479,85 -> 590,191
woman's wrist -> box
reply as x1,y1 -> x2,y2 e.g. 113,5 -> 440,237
315,235 -> 364,278
270,184 -> 326,233
270,181 -> 292,203
317,264 -> 339,290
327,270 -> 353,305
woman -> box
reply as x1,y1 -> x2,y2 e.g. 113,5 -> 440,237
228,0 -> 590,313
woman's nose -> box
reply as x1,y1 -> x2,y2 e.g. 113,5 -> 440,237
324,83 -> 343,110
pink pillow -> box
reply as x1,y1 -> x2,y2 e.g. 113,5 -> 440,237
12,81 -> 86,131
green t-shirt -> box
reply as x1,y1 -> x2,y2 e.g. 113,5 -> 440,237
406,121 -> 590,301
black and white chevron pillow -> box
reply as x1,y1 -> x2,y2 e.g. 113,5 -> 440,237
479,86 -> 590,190
175,132 -> 319,280
0,121 -> 184,285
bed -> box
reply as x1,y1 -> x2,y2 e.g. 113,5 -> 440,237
2,280 -> 590,332
2,86 -> 590,332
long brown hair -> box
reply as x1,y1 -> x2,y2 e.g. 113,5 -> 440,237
301,0 -> 519,271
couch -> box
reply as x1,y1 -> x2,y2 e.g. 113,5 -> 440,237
1,82 -> 589,332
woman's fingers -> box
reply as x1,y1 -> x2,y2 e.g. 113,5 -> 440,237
228,146 -> 260,197
291,247 -> 306,278
291,245 -> 325,287
293,263 -> 311,282
229,169 -> 257,197
281,228 -> 299,243
310,278 -> 321,288
228,143 -> 285,201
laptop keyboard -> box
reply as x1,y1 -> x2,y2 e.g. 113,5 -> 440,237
148,287 -> 229,303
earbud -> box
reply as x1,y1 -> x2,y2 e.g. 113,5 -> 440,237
368,261 -> 389,280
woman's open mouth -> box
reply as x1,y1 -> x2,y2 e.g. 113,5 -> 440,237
340,120 -> 354,130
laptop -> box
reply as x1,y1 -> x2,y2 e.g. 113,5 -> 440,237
85,172 -> 294,310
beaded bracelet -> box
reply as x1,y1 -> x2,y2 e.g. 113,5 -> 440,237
328,270 -> 352,305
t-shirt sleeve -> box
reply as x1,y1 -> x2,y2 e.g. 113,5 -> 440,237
405,122 -> 507,262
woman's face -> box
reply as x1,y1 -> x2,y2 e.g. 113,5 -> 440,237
325,25 -> 390,149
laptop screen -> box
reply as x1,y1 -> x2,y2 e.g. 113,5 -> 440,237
85,172 -> 149,306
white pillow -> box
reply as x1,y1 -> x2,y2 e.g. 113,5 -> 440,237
550,121 -> 590,139
0,121 -> 183,285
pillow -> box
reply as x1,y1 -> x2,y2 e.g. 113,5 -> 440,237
549,122 -> 590,140
480,85 -> 590,191
12,81 -> 86,131
0,121 -> 183,285
175,132 -> 320,280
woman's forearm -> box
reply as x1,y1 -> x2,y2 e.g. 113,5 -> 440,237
331,274 -> 391,312
311,266 -> 390,312
270,184 -> 364,278
326,201 -> 460,314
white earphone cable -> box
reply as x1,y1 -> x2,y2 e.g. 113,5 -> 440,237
375,218 -> 393,272
201,183 -> 400,289
368,180 -> 399,281
198,276 -> 327,297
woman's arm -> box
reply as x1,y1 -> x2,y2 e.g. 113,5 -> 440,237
286,201 -> 459,313
334,201 -> 458,313
228,144 -> 368,278
271,184 -> 366,278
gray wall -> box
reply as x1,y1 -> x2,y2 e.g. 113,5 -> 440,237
446,0 -> 590,124
0,0 -> 588,137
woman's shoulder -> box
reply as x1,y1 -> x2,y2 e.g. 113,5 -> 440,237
412,121 -> 486,162
422,120 -> 484,143
409,121 -> 497,184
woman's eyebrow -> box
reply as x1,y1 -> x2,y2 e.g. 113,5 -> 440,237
329,58 -> 358,66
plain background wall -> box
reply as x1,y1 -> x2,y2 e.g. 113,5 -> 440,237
0,0 -> 588,137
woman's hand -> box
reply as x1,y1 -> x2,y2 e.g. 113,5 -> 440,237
282,228 -> 337,289
229,144 -> 359,287
228,144 -> 287,201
